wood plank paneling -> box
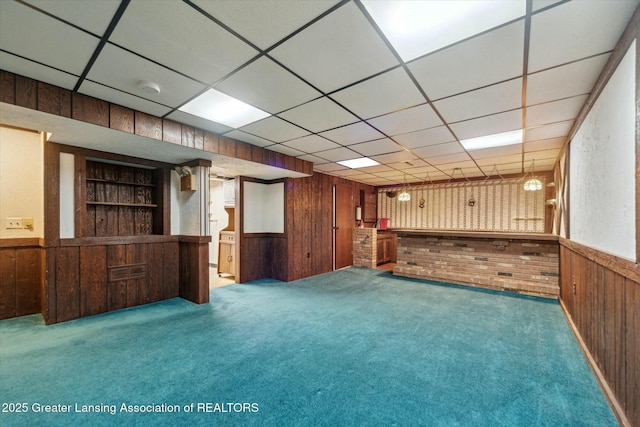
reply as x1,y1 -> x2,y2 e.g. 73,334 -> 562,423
80,245 -> 107,317
15,248 -> 41,317
147,242 -> 164,303
236,140 -> 252,161
162,119 -> 182,145
163,241 -> 180,299
15,75 -> 36,109
110,104 -> 134,133
0,248 -> 17,319
134,111 -> 162,140
56,246 -> 80,322
0,70 -> 15,104
107,245 -> 127,311
204,131 -> 219,153
72,92 -> 109,127
560,240 -> 639,427
181,125 -> 196,148
219,136 -> 236,157
37,82 -> 62,116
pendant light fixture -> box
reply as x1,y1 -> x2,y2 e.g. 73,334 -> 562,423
398,175 -> 411,202
523,159 -> 542,191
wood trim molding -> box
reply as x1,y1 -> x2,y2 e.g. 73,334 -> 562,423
559,237 -> 640,283
59,235 -> 180,247
0,238 -> 45,248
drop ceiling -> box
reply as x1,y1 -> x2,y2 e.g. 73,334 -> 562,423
0,0 -> 637,185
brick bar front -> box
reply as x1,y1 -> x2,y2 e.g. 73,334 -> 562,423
392,230 -> 560,298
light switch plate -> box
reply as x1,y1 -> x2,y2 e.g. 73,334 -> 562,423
5,217 -> 23,229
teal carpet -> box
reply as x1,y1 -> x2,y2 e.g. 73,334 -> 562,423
0,267 -> 615,426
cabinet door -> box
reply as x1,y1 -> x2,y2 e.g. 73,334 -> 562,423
228,244 -> 235,276
218,242 -> 230,274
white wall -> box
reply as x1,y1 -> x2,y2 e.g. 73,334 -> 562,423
243,181 -> 284,233
171,166 -> 207,236
569,41 -> 636,260
0,127 -> 44,238
209,180 -> 230,265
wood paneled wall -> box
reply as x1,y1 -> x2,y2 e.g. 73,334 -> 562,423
0,70 -> 313,177
560,239 -> 639,427
0,239 -> 43,320
44,239 -> 180,324
237,172 -> 376,283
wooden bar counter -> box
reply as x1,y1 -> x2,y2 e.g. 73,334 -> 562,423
391,229 -> 560,298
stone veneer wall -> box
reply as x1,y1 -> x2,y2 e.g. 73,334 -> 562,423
394,235 -> 560,298
353,228 -> 377,268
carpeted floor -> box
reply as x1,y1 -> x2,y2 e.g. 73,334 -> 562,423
0,267 -> 615,426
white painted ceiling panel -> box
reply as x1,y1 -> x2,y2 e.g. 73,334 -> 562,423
223,130 -> 274,147
394,126 -> 457,149
192,0 -> 340,50
526,95 -> 588,127
278,97 -> 358,133
282,134 -> 341,153
313,163 -> 348,172
330,67 -> 426,120
270,2 -> 399,93
450,109 -> 523,140
525,137 -> 564,152
427,153 -> 472,166
265,143 -> 305,157
110,0 -> 258,85
527,53 -> 610,105
215,57 -> 321,114
367,104 -> 442,137
24,0 -> 121,35
348,138 -> 402,156
0,52 -> 78,90
319,122 -> 385,145
0,1 -> 99,75
526,120 -> 574,141
298,154 -> 332,165
239,116 -> 310,143
371,151 -> 418,164
528,0 -> 639,72
86,44 -> 206,108
409,21 -> 525,101
79,81 -> 172,118
467,143 -> 523,160
167,111 -> 234,136
412,142 -> 465,158
434,78 -> 523,123
313,146 -> 361,162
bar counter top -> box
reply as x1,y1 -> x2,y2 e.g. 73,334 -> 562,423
388,229 -> 559,242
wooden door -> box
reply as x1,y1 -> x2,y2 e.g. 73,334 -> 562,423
334,184 -> 353,269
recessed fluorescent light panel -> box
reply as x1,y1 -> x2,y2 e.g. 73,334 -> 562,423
460,129 -> 522,151
363,0 -> 526,62
179,89 -> 270,128
337,157 -> 380,169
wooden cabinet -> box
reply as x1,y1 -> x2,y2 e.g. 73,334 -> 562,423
376,233 -> 397,265
218,231 -> 235,276
85,160 -> 159,236
223,179 -> 235,207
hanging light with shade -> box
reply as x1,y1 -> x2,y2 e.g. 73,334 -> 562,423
523,159 -> 542,191
398,175 -> 411,202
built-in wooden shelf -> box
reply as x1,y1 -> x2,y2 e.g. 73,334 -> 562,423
87,202 -> 157,208
86,178 -> 156,187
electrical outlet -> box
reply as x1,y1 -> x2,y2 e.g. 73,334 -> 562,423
23,217 -> 34,230
5,217 -> 23,229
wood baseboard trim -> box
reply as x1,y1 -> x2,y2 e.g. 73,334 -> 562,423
559,299 -> 630,427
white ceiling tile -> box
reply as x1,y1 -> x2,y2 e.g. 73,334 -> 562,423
434,78 -> 522,123
526,95 -> 587,127
24,0 -> 121,35
467,144 -> 522,160
358,164 -> 395,173
450,110 -> 523,140
223,130 -> 273,147
239,116 -> 309,143
0,52 -> 78,90
524,149 -> 560,162
297,154 -> 331,164
531,0 -> 565,12
428,153 -> 472,166
394,126 -> 456,149
278,97 -> 358,132
526,120 -> 573,141
80,81 -> 172,118
333,169 -> 369,177
314,162 -> 348,172
0,1 -> 99,75
367,103 -> 442,136
373,170 -> 407,179
525,137 -> 564,152
480,162 -> 522,175
87,44 -> 206,108
265,144 -> 305,157
389,159 -> 430,169
409,21 -> 525,100
529,0 -> 639,72
475,154 -> 523,167
413,142 -> 465,158
270,2 -> 399,93
215,57 -> 321,114
527,53 -> 610,105
110,1 -> 258,85
331,67 -> 425,119
320,122 -> 385,145
370,151 -> 418,164
192,0 -> 340,50
313,147 -> 361,162
348,138 -> 402,157
282,134 -> 340,153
